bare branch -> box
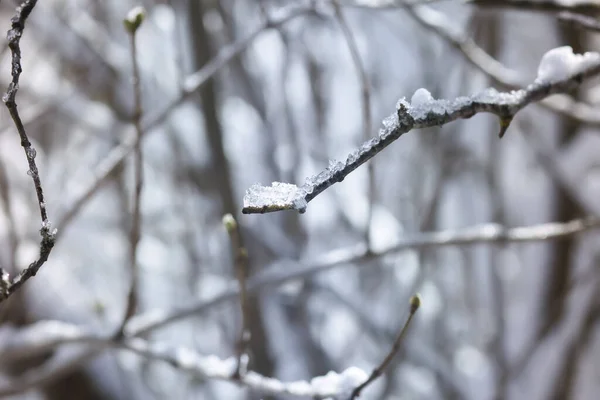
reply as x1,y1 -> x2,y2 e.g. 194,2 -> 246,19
223,214 -> 251,379
116,6 -> 147,337
349,295 -> 421,399
0,0 -> 56,304
242,54 -> 600,214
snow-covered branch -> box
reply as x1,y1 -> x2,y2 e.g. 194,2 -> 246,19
123,339 -> 368,399
0,321 -> 369,399
405,4 -> 600,125
242,46 -> 600,214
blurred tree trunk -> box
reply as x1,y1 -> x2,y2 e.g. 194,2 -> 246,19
541,22 -> 587,400
186,3 -> 275,399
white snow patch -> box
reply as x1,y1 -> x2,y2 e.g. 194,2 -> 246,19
243,182 -> 307,212
310,367 -> 368,398
410,88 -> 434,107
536,46 -> 600,83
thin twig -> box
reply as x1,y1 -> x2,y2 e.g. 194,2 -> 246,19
0,0 -> 56,304
223,214 -> 251,379
331,0 -> 374,249
116,7 -> 146,336
559,11 -> 600,32
349,295 -> 421,399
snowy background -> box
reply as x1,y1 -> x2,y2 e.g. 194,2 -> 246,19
1,0 -> 600,399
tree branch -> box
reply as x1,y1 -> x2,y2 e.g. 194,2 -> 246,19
116,5 -> 146,337
242,51 -> 600,214
349,295 -> 420,399
0,0 -> 56,303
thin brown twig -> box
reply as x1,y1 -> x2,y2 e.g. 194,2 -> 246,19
331,0 -> 374,249
223,214 -> 251,379
0,0 -> 56,304
117,7 -> 146,336
349,295 -> 421,399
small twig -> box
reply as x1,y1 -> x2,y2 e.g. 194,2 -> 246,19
223,214 -> 251,379
349,295 -> 421,399
117,6 -> 146,336
558,11 -> 600,32
0,0 -> 56,304
331,0 -> 374,248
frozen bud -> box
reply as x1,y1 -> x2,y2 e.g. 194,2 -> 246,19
409,294 -> 421,313
124,6 -> 146,33
222,213 -> 237,232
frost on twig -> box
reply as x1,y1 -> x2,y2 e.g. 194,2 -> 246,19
242,46 -> 600,215
0,0 -> 56,303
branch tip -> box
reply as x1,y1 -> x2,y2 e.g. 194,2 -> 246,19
222,213 -> 238,232
498,116 -> 513,138
409,294 -> 421,313
124,6 -> 146,33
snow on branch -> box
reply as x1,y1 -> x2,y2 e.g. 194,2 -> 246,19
0,320 -> 368,399
242,46 -> 600,214
124,339 -> 368,399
